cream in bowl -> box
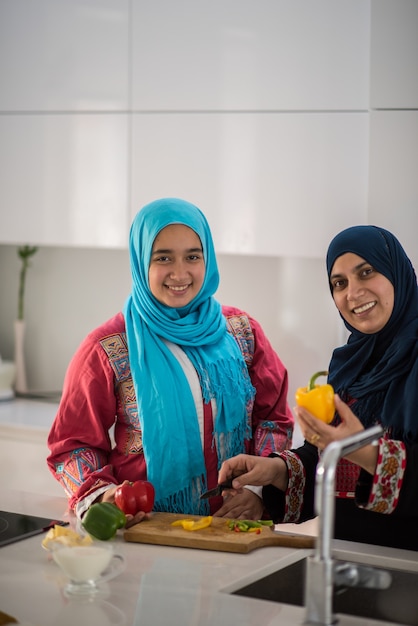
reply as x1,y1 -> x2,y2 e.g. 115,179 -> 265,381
50,540 -> 125,596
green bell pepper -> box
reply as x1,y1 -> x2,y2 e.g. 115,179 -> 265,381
82,502 -> 126,541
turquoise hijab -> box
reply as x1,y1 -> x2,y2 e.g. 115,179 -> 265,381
123,198 -> 255,514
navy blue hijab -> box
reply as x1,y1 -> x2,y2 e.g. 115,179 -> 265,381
326,225 -> 418,440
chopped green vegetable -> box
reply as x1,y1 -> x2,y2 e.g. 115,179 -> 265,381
227,519 -> 274,532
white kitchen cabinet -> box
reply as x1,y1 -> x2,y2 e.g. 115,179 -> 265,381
131,0 -> 370,112
0,114 -> 129,247
370,0 -> 418,109
0,400 -> 63,497
0,0 -> 130,112
131,111 -> 369,258
0,0 -> 371,253
368,111 -> 418,272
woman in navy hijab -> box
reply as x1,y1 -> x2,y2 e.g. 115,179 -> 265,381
218,225 -> 418,550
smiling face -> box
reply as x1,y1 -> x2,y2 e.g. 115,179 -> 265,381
330,252 -> 395,334
148,223 -> 205,308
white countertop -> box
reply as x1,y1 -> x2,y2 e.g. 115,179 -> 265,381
0,397 -> 58,442
1,401 -> 416,626
1,488 -> 417,626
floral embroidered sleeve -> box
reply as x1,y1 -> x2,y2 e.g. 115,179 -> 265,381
356,437 -> 407,514
275,451 -> 306,523
261,443 -> 319,524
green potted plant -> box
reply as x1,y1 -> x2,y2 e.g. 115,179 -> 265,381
14,245 -> 38,394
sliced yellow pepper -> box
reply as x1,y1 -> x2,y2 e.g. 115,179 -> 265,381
295,370 -> 335,424
171,518 -> 194,527
171,516 -> 213,531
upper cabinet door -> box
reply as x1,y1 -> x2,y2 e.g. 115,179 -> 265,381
0,0 -> 372,251
0,114 -> 129,247
369,111 -> 418,272
370,0 -> 418,109
0,0 -> 130,111
131,0 -> 370,111
131,112 -> 369,258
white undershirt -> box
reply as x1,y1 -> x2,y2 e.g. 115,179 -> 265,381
163,339 -> 216,446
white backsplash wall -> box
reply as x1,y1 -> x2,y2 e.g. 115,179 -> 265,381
0,244 -> 339,447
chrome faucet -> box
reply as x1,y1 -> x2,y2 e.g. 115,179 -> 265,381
304,424 -> 384,625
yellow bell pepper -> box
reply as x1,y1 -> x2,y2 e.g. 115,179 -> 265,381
171,516 -> 213,531
295,371 -> 335,424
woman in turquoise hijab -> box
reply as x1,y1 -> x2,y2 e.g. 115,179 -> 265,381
124,198 -> 263,514
48,198 -> 294,524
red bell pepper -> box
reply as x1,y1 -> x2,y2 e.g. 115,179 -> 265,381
114,480 -> 155,515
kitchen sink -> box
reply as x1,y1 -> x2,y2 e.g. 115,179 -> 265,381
232,554 -> 418,625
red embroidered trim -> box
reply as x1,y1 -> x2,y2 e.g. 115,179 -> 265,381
336,457 -> 360,494
225,314 -> 255,366
335,491 -> 355,498
58,448 -> 106,495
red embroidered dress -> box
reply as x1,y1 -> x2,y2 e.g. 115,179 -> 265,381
47,306 -> 293,515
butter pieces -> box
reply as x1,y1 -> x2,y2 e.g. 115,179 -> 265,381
42,524 -> 93,550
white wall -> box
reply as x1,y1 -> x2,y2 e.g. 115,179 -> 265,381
0,244 -> 339,450
0,0 -> 417,450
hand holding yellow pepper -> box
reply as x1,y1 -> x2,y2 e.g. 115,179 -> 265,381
295,371 -> 335,424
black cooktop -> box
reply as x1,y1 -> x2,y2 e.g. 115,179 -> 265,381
0,510 -> 68,547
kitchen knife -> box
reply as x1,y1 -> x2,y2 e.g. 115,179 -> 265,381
200,478 -> 235,499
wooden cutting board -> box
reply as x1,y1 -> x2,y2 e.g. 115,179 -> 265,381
123,512 -> 315,553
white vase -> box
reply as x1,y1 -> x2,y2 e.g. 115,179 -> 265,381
14,319 -> 28,394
